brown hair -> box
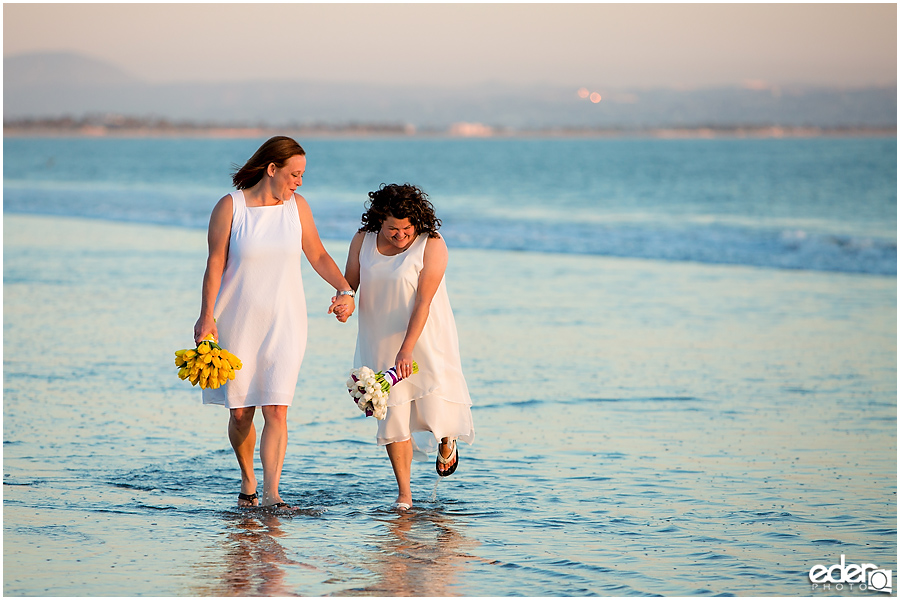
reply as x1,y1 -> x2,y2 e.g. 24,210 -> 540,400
359,183 -> 441,238
231,136 -> 305,190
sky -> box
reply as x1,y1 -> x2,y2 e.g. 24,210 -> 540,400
3,3 -> 897,89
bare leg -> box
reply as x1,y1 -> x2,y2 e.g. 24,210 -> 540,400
386,438 -> 413,507
437,437 -> 458,474
259,405 -> 289,506
229,407 -> 258,506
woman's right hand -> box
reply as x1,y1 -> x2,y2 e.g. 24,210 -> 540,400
394,349 -> 416,380
193,316 -> 217,346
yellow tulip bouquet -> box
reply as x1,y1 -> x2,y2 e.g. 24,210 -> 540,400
175,336 -> 242,389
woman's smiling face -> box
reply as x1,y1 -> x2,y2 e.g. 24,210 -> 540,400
271,154 -> 306,201
380,216 -> 416,250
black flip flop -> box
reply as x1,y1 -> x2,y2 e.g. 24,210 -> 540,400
436,439 -> 459,477
237,491 -> 258,506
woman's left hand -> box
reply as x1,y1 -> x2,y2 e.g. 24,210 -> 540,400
394,349 -> 415,380
329,294 -> 355,322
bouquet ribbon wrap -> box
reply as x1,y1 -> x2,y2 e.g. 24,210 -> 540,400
382,366 -> 404,386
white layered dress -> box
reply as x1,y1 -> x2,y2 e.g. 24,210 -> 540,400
203,190 -> 307,408
354,232 -> 475,460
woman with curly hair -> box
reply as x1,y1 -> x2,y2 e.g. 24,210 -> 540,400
340,183 -> 474,510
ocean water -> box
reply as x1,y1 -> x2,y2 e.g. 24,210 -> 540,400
3,136 -> 897,275
3,136 -> 897,596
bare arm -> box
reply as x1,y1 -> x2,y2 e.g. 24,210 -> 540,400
343,231 -> 366,292
395,235 -> 449,379
295,194 -> 355,321
194,195 -> 233,344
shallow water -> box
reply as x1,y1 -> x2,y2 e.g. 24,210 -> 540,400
3,214 -> 896,596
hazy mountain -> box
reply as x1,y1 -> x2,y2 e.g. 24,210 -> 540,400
4,51 -> 138,87
4,52 -> 896,129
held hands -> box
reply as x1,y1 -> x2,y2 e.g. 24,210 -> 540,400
329,293 -> 355,323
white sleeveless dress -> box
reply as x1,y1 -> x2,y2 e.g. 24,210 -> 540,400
355,232 -> 474,460
203,190 -> 307,408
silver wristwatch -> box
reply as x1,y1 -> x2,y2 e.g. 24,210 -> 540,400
338,290 -> 355,298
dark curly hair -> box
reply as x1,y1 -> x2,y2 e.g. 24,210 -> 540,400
359,183 -> 441,238
231,136 -> 305,190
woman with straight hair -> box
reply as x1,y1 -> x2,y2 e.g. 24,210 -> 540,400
195,136 -> 356,509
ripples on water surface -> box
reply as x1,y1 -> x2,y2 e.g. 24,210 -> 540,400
3,137 -> 897,275
4,215 -> 895,596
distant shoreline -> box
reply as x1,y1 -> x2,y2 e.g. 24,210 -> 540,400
3,121 -> 896,139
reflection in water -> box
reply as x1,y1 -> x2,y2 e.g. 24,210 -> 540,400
349,508 -> 479,596
190,510 -> 314,596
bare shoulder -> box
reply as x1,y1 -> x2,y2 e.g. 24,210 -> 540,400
207,194 -> 234,246
423,233 -> 449,267
210,194 -> 234,222
213,193 -> 233,211
292,194 -> 315,229
348,230 -> 366,254
425,233 -> 448,253
350,230 -> 367,245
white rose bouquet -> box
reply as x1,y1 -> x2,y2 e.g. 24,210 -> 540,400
347,362 -> 419,420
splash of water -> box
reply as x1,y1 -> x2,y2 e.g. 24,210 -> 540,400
430,477 -> 441,503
